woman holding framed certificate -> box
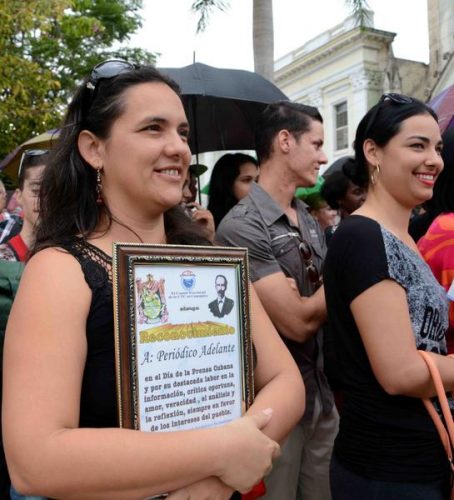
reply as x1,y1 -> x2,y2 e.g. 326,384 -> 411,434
2,61 -> 305,499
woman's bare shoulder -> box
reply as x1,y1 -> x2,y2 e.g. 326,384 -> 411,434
27,246 -> 81,269
6,245 -> 92,349
20,246 -> 89,295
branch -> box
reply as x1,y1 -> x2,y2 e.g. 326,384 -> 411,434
190,0 -> 230,34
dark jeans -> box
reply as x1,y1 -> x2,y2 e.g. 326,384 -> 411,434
330,455 -> 450,500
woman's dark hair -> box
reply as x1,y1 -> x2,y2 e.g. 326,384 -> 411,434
207,153 -> 258,227
255,101 -> 323,164
351,95 -> 438,187
320,170 -> 351,210
424,126 -> 454,215
34,63 -> 209,251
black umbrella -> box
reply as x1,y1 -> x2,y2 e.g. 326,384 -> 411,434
159,62 -> 288,155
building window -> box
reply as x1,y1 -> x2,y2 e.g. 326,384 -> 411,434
335,101 -> 348,150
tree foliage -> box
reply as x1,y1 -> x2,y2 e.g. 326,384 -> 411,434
0,0 -> 156,161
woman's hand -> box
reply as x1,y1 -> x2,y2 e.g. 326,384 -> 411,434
166,411 -> 278,499
166,477 -> 234,500
186,202 -> 216,241
216,409 -> 279,493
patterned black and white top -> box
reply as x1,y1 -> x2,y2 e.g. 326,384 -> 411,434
323,215 -> 450,483
382,225 -> 448,354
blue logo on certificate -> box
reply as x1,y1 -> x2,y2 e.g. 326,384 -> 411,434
180,270 -> 196,291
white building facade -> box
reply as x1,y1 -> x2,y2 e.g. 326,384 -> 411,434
427,0 -> 454,97
274,12 -> 428,166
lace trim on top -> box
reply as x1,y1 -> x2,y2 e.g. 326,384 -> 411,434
62,238 -> 112,297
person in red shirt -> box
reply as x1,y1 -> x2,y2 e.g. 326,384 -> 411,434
418,126 -> 454,353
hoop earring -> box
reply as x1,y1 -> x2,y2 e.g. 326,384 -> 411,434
96,167 -> 103,205
371,163 -> 380,186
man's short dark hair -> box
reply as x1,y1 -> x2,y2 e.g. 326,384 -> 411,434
255,101 -> 323,164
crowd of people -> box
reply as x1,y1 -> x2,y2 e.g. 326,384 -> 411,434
0,59 -> 453,500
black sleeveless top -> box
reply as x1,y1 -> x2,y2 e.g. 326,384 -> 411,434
62,239 -> 118,428
62,236 -> 252,499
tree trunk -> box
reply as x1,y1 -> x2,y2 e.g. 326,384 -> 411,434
253,0 -> 274,81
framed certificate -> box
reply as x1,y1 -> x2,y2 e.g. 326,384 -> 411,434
112,243 -> 254,433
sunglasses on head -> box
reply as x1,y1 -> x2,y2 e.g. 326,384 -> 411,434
85,59 -> 138,112
18,149 -> 48,179
363,93 -> 414,139
380,93 -> 413,105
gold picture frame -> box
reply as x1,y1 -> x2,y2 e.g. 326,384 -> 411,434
112,243 -> 254,432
